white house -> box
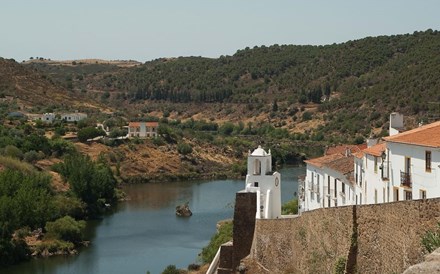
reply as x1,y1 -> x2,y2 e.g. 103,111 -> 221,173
358,142 -> 389,205
301,147 -> 361,213
128,122 -> 159,138
40,113 -> 56,123
302,115 -> 440,212
383,121 -> 440,201
244,146 -> 281,219
61,112 -> 87,122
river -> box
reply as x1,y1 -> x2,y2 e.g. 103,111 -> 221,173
4,166 -> 305,274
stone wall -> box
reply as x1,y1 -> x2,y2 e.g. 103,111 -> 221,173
251,206 -> 353,273
248,198 -> 440,274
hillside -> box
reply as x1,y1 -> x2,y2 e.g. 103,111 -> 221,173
0,58 -> 107,113
25,30 -> 440,143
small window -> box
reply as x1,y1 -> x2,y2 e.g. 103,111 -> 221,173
394,188 -> 399,201
374,189 -> 377,204
374,157 -> 378,173
426,151 -> 432,172
342,183 -> 345,194
405,190 -> 412,201
420,190 -> 427,200
254,182 -> 259,187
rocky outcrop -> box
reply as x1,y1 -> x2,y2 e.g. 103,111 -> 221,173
403,247 -> 440,274
176,203 -> 192,217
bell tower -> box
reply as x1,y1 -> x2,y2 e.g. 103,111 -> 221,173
244,146 -> 281,219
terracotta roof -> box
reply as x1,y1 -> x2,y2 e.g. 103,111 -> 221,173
325,144 -> 367,155
353,151 -> 364,159
145,122 -> 159,127
383,121 -> 440,148
305,153 -> 354,175
326,156 -> 354,175
363,143 -> 386,157
304,153 -> 344,168
128,122 -> 140,127
128,121 -> 159,127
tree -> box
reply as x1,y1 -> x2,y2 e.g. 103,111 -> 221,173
45,216 -> 85,244
177,142 -> 192,155
57,154 -> 116,215
77,127 -> 105,143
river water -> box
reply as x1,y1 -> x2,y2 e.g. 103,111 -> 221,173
4,166 -> 305,274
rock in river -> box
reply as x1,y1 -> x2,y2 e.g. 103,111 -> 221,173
176,203 -> 192,217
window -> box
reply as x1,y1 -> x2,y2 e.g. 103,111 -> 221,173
405,190 -> 412,201
374,189 -> 377,204
342,182 -> 345,194
374,157 -> 378,173
254,159 -> 261,175
327,176 -> 331,194
420,190 -> 427,200
426,151 -> 432,172
394,188 -> 399,201
334,179 -> 337,198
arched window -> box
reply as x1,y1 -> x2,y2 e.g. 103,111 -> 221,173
254,159 -> 261,175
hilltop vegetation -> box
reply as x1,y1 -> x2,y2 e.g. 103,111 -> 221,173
25,29 -> 440,143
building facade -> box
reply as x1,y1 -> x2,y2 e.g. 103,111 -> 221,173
61,112 -> 87,122
128,122 -> 159,138
301,118 -> 440,212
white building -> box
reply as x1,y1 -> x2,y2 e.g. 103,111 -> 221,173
128,122 -> 159,138
383,121 -> 440,201
41,113 -> 56,123
244,146 -> 281,219
301,147 -> 360,212
303,116 -> 440,212
356,142 -> 389,205
61,112 -> 87,122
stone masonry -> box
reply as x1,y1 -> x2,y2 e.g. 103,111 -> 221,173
247,198 -> 440,274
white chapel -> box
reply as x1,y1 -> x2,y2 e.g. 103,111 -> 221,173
244,146 -> 281,219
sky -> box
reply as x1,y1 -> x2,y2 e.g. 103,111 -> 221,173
1,0 -> 440,62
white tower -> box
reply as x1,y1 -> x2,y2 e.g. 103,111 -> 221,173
244,146 -> 281,219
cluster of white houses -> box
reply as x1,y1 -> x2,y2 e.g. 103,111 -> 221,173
300,113 -> 440,213
36,112 -> 88,123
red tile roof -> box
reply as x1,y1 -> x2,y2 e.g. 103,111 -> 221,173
363,143 -> 386,157
128,121 -> 159,127
325,144 -> 367,155
128,122 -> 140,127
305,153 -> 354,175
383,121 -> 440,148
145,122 -> 159,127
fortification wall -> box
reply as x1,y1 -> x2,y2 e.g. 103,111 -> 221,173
248,198 -> 440,274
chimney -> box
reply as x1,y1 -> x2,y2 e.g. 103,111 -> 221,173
389,112 -> 404,136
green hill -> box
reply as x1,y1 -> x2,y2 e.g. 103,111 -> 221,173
24,29 -> 440,143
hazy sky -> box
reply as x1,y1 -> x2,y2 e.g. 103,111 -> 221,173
1,0 -> 439,62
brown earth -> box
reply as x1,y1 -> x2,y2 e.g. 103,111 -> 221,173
74,139 -> 240,183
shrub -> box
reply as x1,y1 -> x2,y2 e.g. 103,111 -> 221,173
161,265 -> 180,274
3,145 -> 23,159
422,222 -> 440,253
334,257 -> 347,274
177,142 -> 192,155
302,111 -> 313,121
77,127 -> 105,142
45,216 -> 86,244
201,221 -> 233,263
282,199 -> 298,215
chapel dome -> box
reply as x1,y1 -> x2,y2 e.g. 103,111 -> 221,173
251,145 -> 269,156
